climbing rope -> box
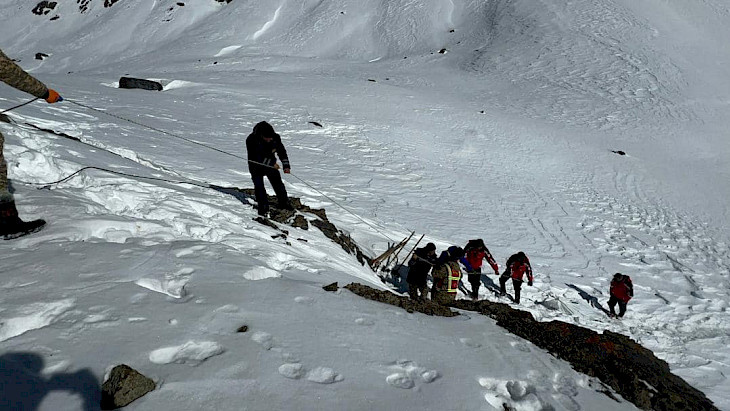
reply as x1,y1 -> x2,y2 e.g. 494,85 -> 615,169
19,165 -> 213,189
1,97 -> 39,115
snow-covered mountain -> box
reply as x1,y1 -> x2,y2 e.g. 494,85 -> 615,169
1,0 -> 728,410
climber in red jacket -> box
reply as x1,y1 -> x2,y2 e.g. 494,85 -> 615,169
608,273 -> 633,318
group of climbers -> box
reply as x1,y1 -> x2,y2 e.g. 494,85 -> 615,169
405,238 -> 634,316
406,239 -> 535,305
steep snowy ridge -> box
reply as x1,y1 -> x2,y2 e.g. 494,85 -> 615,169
2,1 -> 730,410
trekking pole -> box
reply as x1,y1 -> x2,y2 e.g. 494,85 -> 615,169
402,234 -> 425,265
387,231 -> 415,269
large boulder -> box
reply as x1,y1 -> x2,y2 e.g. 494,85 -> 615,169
119,77 -> 163,91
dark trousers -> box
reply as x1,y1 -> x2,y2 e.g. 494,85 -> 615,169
499,275 -> 523,304
408,282 -> 428,301
251,168 -> 289,215
467,269 -> 482,299
608,296 -> 627,317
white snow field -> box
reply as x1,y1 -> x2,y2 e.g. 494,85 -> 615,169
1,0 -> 729,410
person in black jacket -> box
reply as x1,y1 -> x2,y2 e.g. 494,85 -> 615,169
406,243 -> 437,301
246,121 -> 292,216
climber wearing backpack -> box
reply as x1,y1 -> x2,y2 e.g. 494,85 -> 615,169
406,242 -> 437,301
431,246 -> 465,305
246,121 -> 292,217
1,48 -> 63,240
608,273 -> 633,318
499,251 -> 533,304
460,239 -> 499,300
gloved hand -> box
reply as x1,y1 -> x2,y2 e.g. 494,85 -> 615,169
273,163 -> 280,170
528,281 -> 533,286
283,168 -> 290,174
45,89 -> 63,103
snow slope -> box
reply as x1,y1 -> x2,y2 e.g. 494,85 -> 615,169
1,0 -> 729,409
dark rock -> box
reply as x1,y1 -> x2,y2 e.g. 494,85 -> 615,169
438,48 -> 447,54
177,2 -> 185,5
119,77 -> 163,91
344,283 -> 458,317
269,208 -> 295,224
612,150 -> 626,156
215,0 -> 233,3
323,282 -> 338,292
101,365 -> 155,410
310,219 -> 368,266
78,0 -> 91,13
368,79 -> 377,82
0,114 -> 12,124
237,325 -> 248,333
449,29 -> 455,33
50,15 -> 59,20
35,53 -> 49,60
254,216 -> 279,230
104,0 -> 121,7
32,1 -> 56,15
292,215 -> 309,230
309,121 -> 323,128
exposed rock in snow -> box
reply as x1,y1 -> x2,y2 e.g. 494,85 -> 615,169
344,283 -> 458,317
101,364 -> 155,410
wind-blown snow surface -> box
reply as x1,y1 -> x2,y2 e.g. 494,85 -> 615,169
1,0 -> 729,410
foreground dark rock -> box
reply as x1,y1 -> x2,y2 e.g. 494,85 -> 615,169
101,364 -> 155,410
344,283 -> 716,411
344,283 -> 458,317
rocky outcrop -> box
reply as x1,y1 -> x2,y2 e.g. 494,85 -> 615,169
343,283 -> 716,411
450,299 -> 717,411
234,189 -> 371,266
344,283 -> 458,317
100,364 -> 155,410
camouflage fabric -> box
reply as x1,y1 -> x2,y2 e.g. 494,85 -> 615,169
0,48 -> 48,99
0,48 -> 50,201
0,130 -> 7,195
